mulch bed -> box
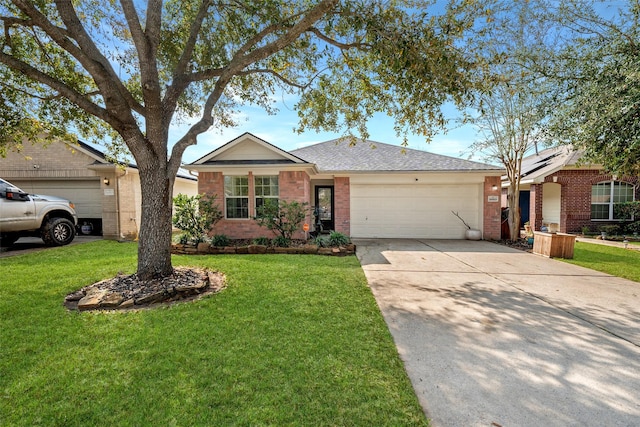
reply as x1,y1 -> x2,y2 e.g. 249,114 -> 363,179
493,239 -> 534,252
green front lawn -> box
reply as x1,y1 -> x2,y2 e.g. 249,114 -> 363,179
562,241 -> 640,282
0,241 -> 427,426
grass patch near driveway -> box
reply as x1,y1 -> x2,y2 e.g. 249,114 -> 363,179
561,241 -> 640,282
0,241 -> 427,426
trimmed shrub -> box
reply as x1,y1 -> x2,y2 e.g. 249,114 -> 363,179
211,234 -> 230,247
255,199 -> 309,241
599,224 -> 621,236
328,231 -> 350,246
172,193 -> 222,244
272,235 -> 291,248
314,235 -> 330,248
625,221 -> 640,235
614,201 -> 640,221
252,236 -> 271,246
173,233 -> 190,245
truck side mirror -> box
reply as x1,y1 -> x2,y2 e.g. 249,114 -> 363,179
5,188 -> 30,201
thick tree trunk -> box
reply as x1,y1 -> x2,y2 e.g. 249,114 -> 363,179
137,165 -> 174,281
507,183 -> 521,241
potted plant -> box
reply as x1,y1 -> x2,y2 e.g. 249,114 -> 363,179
451,211 -> 482,240
523,221 -> 534,245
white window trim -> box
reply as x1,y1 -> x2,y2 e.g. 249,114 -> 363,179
254,175 -> 279,215
224,176 -> 249,220
591,180 -> 636,221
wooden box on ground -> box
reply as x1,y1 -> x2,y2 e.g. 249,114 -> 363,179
533,232 -> 576,259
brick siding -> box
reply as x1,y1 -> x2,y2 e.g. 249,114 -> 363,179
528,171 -> 639,233
333,177 -> 350,235
530,183 -> 543,232
483,176 -> 502,240
199,170 -> 312,240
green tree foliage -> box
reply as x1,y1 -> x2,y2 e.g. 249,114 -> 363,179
0,85 -> 73,157
542,0 -> 640,175
463,1 -> 555,239
255,199 -> 309,243
469,80 -> 545,239
172,193 -> 222,244
0,0 -> 485,280
614,201 -> 640,221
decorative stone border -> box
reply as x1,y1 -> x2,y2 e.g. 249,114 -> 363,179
171,243 -> 356,256
64,267 -> 225,312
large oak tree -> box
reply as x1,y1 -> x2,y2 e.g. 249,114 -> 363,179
1,0 -> 482,280
541,0 -> 640,176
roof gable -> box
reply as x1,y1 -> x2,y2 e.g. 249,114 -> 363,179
68,140 -> 110,164
73,140 -> 195,181
518,146 -> 594,183
290,138 -> 502,172
0,139 -> 102,173
191,132 -> 309,166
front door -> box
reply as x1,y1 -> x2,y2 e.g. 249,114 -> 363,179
315,186 -> 334,232
519,190 -> 530,229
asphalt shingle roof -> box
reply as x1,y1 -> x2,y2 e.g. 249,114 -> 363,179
518,146 -> 585,181
290,138 -> 502,172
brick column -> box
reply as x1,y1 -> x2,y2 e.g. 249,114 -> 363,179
101,171 -> 119,240
333,177 -> 351,235
560,182 -> 568,233
279,171 -> 311,240
198,171 -> 224,198
530,184 -> 543,231
483,176 -> 501,240
248,171 -> 255,216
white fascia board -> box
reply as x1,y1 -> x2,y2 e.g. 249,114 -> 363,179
65,141 -> 108,164
192,132 -> 309,165
186,163 -> 318,176
348,171 -> 494,185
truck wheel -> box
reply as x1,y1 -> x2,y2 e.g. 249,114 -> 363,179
42,218 -> 76,246
0,233 -> 19,248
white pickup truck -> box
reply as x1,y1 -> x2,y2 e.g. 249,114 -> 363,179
0,178 -> 78,247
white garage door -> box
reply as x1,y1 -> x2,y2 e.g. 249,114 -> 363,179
350,184 -> 481,238
12,179 -> 102,219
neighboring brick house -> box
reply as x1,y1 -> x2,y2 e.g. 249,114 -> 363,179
505,146 -> 639,234
186,133 -> 504,240
0,139 -> 197,240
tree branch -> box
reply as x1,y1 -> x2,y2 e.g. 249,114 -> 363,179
306,26 -> 368,50
12,0 -> 146,117
164,0 -> 214,119
168,0 -> 339,176
237,68 -> 310,89
0,51 -> 115,125
119,0 -> 166,158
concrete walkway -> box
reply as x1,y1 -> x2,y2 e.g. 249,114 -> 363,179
576,236 -> 640,251
354,239 -> 640,427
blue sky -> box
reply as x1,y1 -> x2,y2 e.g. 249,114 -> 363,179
177,98 -> 479,165
166,1 -> 632,166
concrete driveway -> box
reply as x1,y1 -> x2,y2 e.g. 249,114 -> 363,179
354,239 -> 640,427
0,235 -> 102,258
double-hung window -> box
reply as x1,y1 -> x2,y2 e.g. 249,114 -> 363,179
591,181 -> 635,220
254,175 -> 279,213
224,176 -> 249,219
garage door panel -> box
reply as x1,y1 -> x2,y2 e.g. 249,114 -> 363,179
11,180 -> 102,218
350,184 -> 480,239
